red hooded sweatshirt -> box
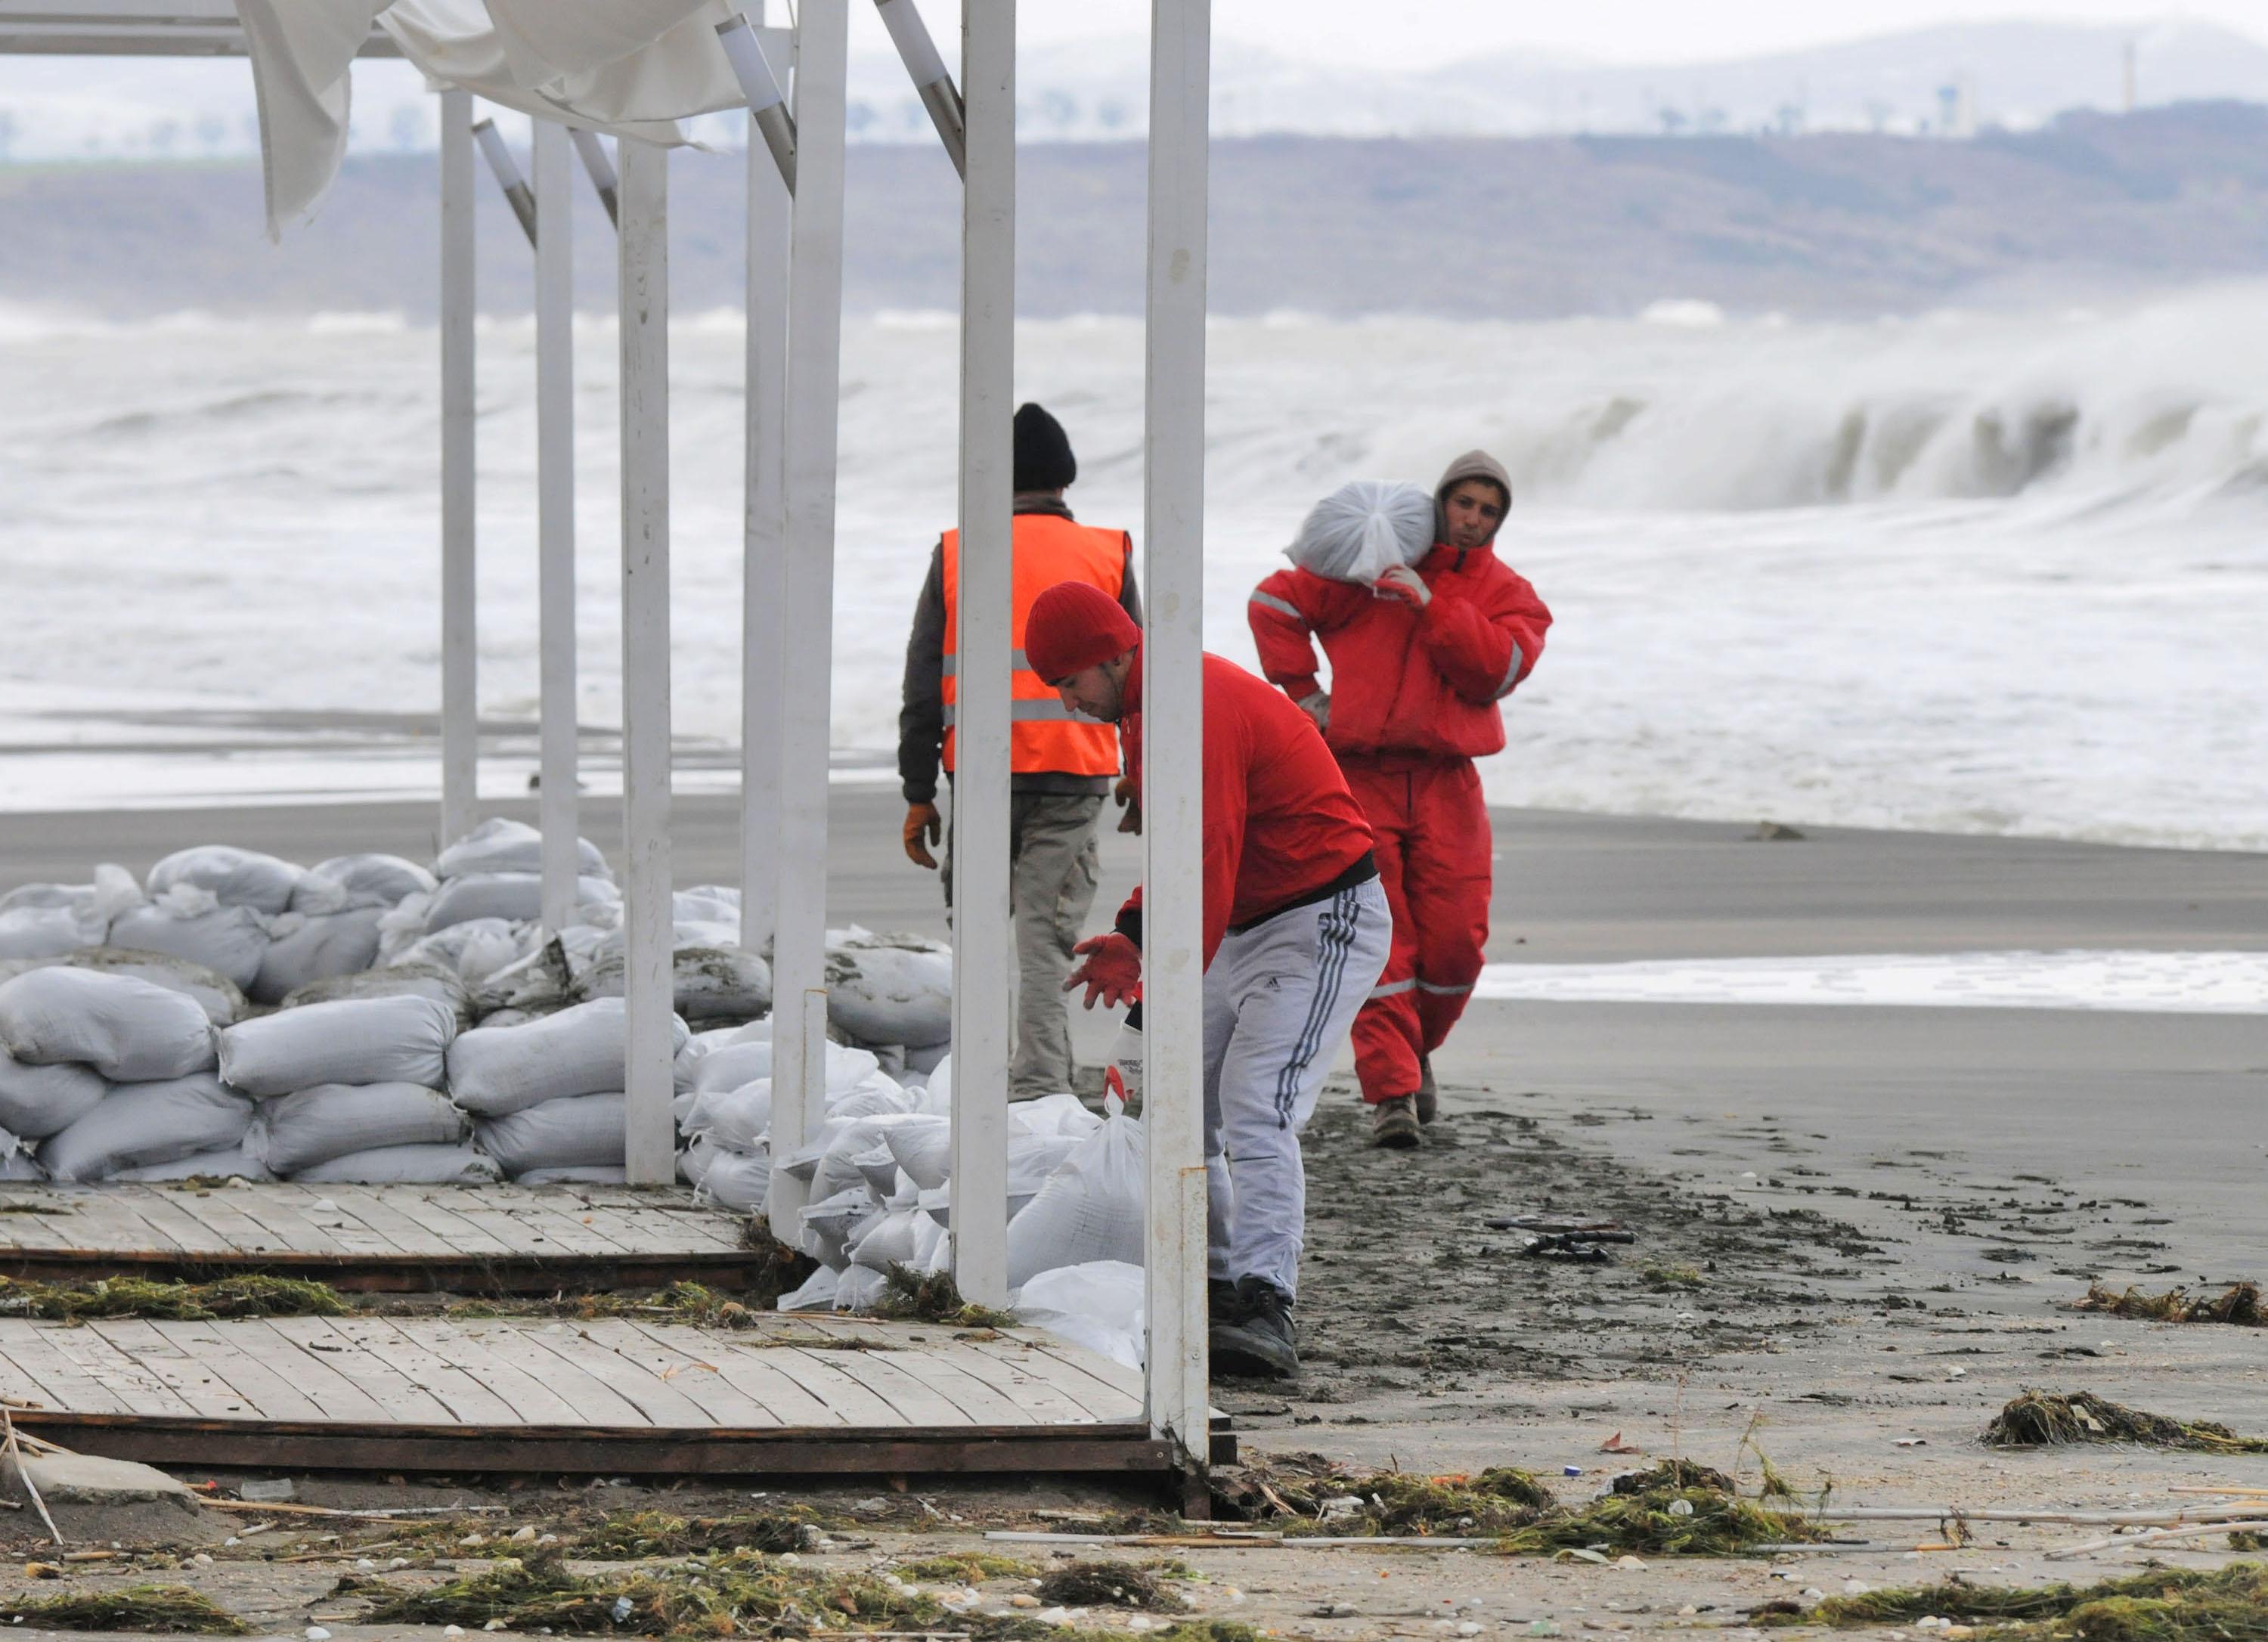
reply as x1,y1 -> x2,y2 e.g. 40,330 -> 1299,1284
1114,650 -> 1375,970
1248,454 -> 1551,763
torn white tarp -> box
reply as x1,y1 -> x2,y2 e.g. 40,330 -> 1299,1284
235,0 -> 391,238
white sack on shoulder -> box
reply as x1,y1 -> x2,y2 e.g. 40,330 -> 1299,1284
292,854 -> 436,915
1284,478 -> 1436,584
146,845 -> 305,915
435,819 -> 610,882
0,967 -> 216,1081
294,1142 -> 501,1186
108,894 -> 271,991
39,1073 -> 252,1182
1004,1110 -> 1145,1288
256,1082 -> 469,1176
448,997 -> 687,1117
476,1091 -> 627,1176
1012,1259 -> 1147,1368
0,1050 -> 107,1139
112,1143 -> 273,1183
249,906 -> 384,1005
218,993 -> 457,1096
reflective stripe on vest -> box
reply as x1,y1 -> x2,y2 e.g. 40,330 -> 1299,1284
941,513 -> 1129,779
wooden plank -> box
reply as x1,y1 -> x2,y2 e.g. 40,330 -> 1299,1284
568,1202 -> 682,1255
216,1189 -> 349,1258
503,1199 -> 636,1257
388,1319 -> 588,1427
442,1320 -> 654,1426
762,1329 -> 968,1428
36,1321 -> 205,1416
147,1320 -> 332,1424
1016,1332 -> 1153,1414
729,1337 -> 907,1427
0,1324 -> 132,1413
784,1317 -> 1036,1426
583,1321 -> 782,1429
96,1188 -> 238,1257
271,1189 -> 400,1258
265,1316 -> 454,1424
379,1188 -> 516,1257
925,1335 -> 1111,1425
321,1185 -> 460,1257
621,1320 -> 837,1427
156,1187 -> 295,1256
81,1318 -> 253,1418
0,1202 -> 84,1253
308,1317 -> 525,1427
511,1318 -> 717,1427
414,1192 -> 539,1258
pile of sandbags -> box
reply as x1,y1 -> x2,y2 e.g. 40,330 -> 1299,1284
448,997 -> 687,1183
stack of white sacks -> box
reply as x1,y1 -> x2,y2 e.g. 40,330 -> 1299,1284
0,820 -> 1148,1358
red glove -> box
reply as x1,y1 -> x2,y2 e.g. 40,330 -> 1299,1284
1064,932 -> 1142,1011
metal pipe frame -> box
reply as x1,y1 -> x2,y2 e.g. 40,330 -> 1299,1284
874,0 -> 965,176
472,115 -> 538,246
717,13 -> 798,194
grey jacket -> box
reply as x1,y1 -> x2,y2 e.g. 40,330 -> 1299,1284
898,497 -> 1143,805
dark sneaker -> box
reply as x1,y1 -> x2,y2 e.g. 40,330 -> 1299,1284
1370,1094 -> 1421,1149
1414,1054 -> 1439,1125
1210,1278 -> 1298,1379
1208,1277 -> 1242,1321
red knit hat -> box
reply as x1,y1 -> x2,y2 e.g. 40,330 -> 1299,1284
1024,581 -> 1142,683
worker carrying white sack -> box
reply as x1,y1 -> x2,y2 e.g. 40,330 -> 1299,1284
1033,581 -> 1391,1381
895,403 -> 1142,1098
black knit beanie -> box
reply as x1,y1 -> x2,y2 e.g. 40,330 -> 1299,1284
1013,402 -> 1077,492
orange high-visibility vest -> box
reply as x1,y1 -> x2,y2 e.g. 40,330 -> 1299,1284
941,513 -> 1129,778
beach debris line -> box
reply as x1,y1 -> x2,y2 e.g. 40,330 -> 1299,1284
0,1585 -> 249,1635
1984,1390 -> 2268,1454
0,1273 -> 349,1322
2076,1281 -> 2263,1326
1756,1561 -> 2268,1639
1033,1560 -> 1191,1612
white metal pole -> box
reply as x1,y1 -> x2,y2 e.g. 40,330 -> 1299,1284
947,0 -> 1014,1310
533,120 -> 579,934
618,139 -> 675,1187
768,0 -> 849,1243
1140,0 -> 1213,1467
438,88 -> 479,848
741,14 -> 792,958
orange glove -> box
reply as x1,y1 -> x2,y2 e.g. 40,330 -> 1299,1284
1114,774 -> 1142,835
1064,932 -> 1142,1011
903,802 -> 941,869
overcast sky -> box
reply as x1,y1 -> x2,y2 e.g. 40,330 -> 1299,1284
984,2 -> 2268,70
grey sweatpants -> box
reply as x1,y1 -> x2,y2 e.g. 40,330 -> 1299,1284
945,790 -> 1104,1098
1201,876 -> 1392,1299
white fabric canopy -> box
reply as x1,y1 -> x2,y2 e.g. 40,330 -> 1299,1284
235,0 -> 750,236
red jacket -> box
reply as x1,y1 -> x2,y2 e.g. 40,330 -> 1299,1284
1117,652 -> 1374,970
1247,543 -> 1551,762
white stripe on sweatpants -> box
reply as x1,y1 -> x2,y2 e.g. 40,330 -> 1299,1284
1200,876 -> 1392,1300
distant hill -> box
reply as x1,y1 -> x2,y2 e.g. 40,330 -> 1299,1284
4,102 -> 2266,323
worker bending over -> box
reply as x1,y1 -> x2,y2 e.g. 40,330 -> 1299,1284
1248,451 -> 1551,1149
1035,580 -> 1390,1380
897,403 -> 1142,1098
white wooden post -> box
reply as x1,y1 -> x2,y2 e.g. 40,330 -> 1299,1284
741,14 -> 792,958
948,0 -> 1014,1309
438,88 -> 479,847
618,139 -> 675,1186
769,0 -> 848,1242
1141,0 -> 1213,1466
533,119 -> 580,933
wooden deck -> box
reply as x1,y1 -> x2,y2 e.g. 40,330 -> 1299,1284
0,1182 -> 766,1293
0,1311 -> 1229,1475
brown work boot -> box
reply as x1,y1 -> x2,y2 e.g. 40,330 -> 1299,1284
1370,1094 -> 1421,1149
1414,1054 -> 1439,1125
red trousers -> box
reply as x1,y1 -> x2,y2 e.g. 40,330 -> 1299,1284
1346,757 -> 1492,1103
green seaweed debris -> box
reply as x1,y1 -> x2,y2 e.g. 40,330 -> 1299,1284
1984,1390 -> 2268,1454
1497,1461 -> 1826,1557
875,1265 -> 1018,1329
1033,1560 -> 1188,1611
0,1585 -> 250,1634
0,1274 -> 349,1322
895,1552 -> 1036,1582
1761,1561 -> 2268,1640
2077,1282 -> 2265,1328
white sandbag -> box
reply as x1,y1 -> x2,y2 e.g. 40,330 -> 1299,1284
1011,1092 -> 1105,1140
1285,478 -> 1436,584
295,1143 -> 502,1185
107,891 -> 271,991
1013,1259 -> 1146,1368
0,883 -> 89,915
679,1080 -> 770,1153
472,938 -> 576,1018
112,1143 -> 273,1183
435,818 -> 609,881
44,948 -> 246,1027
849,1205 -> 924,1272
829,1072 -> 913,1122
776,1264 -> 838,1312
881,1115 -> 952,1191
677,1130 -> 717,1188
426,872 -> 618,933
389,919 -> 537,990
693,1039 -> 877,1098
800,1185 -> 880,1268
38,1073 -> 252,1182
919,1052 -> 953,1114
283,962 -> 471,1026
0,906 -> 101,960
0,967 -> 216,1081
574,943 -> 771,1023
476,1091 -> 625,1176
518,1165 -> 627,1185
0,1138 -> 40,1182
694,1145 -> 770,1213
147,845 -> 305,915
218,993 -> 456,1096
448,997 -> 687,1117
809,1114 -> 925,1204
674,885 -> 740,924
256,1082 -> 468,1176
824,932 -> 953,1048
834,1265 -> 889,1313
905,1042 -> 951,1077
249,906 -> 384,1005
1005,1111 -> 1146,1288
292,854 -> 436,914
0,1049 -> 107,1139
